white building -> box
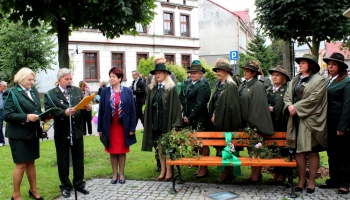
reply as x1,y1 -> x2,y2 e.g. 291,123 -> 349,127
198,0 -> 254,67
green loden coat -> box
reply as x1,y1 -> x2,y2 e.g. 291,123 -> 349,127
238,78 -> 274,135
142,84 -> 182,151
283,74 -> 328,153
266,84 -> 288,131
179,79 -> 211,130
208,81 -> 242,131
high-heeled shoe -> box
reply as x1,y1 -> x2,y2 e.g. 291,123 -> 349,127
195,170 -> 209,178
338,189 -> 349,194
29,190 -> 44,200
295,181 -> 307,192
165,174 -> 172,181
248,174 -> 263,184
306,187 -> 315,193
110,179 -> 118,184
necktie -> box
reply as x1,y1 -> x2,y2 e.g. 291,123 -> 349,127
25,90 -> 33,101
62,91 -> 69,101
158,84 -> 162,90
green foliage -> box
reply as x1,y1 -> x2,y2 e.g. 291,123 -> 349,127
270,39 -> 284,67
158,128 -> 202,160
240,127 -> 283,160
0,19 -> 56,84
238,52 -> 257,77
200,59 -> 217,88
246,29 -> 273,76
166,63 -> 187,83
255,0 -> 350,57
0,0 -> 157,68
137,56 -> 155,76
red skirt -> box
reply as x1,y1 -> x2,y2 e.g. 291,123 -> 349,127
104,115 -> 130,154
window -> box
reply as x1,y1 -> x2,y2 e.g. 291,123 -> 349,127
239,28 -> 247,50
136,23 -> 146,33
111,52 -> 127,81
165,54 -> 175,64
136,53 -> 148,68
164,13 -> 173,35
181,55 -> 191,68
180,15 -> 189,36
84,52 -> 99,81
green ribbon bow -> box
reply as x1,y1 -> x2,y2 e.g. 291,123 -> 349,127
217,132 -> 241,176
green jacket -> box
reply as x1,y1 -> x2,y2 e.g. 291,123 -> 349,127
284,74 -> 328,152
208,81 -> 242,131
3,85 -> 42,139
327,76 -> 350,132
179,79 -> 211,130
266,84 -> 288,131
44,86 -> 84,140
142,84 -> 182,151
238,78 -> 274,135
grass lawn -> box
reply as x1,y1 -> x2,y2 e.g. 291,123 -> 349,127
0,130 -> 329,199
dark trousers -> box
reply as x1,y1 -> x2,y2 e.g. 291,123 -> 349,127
327,125 -> 350,189
54,137 -> 85,191
81,110 -> 92,135
135,102 -> 144,127
0,111 -> 4,144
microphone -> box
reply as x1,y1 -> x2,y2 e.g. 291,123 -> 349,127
66,84 -> 72,94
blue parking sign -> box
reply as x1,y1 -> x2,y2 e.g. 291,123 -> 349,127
230,51 -> 239,60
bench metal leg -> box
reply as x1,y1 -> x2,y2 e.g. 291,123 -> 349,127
288,167 -> 296,198
171,165 -> 177,194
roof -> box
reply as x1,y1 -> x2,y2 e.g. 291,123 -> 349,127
232,11 -> 250,23
208,0 -> 241,20
325,42 -> 350,59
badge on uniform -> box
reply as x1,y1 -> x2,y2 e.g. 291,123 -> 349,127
60,100 -> 63,104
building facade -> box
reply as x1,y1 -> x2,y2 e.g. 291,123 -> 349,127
198,0 -> 254,66
67,0 -> 199,92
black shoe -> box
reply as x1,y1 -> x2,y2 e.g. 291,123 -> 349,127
111,179 -> 118,184
338,189 -> 349,194
295,181 -> 307,192
119,179 -> 126,184
29,190 -> 44,200
306,188 -> 315,193
77,188 -> 89,195
249,174 -> 263,184
195,170 -> 209,178
62,190 -> 70,198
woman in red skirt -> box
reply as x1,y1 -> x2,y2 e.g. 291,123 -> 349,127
98,67 -> 136,184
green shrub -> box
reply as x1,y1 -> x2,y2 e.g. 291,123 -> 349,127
166,63 -> 187,82
201,59 -> 217,88
138,56 -> 155,76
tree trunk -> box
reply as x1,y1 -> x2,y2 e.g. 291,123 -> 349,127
57,19 -> 70,69
311,37 -> 320,59
283,40 -> 293,78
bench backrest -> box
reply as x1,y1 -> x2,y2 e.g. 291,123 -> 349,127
193,132 -> 287,147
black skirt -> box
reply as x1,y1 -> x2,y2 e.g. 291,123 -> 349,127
9,138 -> 39,163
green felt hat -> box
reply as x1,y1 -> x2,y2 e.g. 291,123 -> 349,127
212,62 -> 233,76
150,63 -> 171,75
187,60 -> 206,73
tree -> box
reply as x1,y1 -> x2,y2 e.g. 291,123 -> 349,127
0,19 -> 56,84
238,52 -> 257,77
270,39 -> 283,67
0,0 -> 157,68
255,0 -> 350,57
246,30 -> 273,76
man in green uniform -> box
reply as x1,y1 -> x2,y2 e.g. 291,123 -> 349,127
44,68 -> 90,198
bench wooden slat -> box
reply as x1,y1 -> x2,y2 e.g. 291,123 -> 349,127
167,156 -> 296,167
199,140 -> 287,147
194,132 -> 286,139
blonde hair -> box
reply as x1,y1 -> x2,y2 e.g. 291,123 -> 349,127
79,81 -> 87,89
14,67 -> 35,85
215,57 -> 230,66
153,56 -> 166,66
149,73 -> 175,90
226,74 -> 235,84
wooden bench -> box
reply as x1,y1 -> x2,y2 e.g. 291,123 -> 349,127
167,131 -> 298,198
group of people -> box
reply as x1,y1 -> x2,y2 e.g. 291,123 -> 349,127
3,52 -> 350,199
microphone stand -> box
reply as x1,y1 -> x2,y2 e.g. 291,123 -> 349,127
67,86 -> 78,200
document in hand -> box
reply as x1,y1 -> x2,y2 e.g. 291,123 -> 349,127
74,93 -> 96,109
39,108 -> 61,120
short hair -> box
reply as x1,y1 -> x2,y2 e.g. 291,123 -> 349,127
109,67 -> 124,83
14,67 -> 35,85
214,57 -> 230,67
0,81 -> 7,86
79,81 -> 87,88
153,56 -> 166,66
99,79 -> 108,86
132,70 -> 139,75
57,68 -> 72,80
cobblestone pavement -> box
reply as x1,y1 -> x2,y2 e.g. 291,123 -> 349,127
55,179 -> 350,200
